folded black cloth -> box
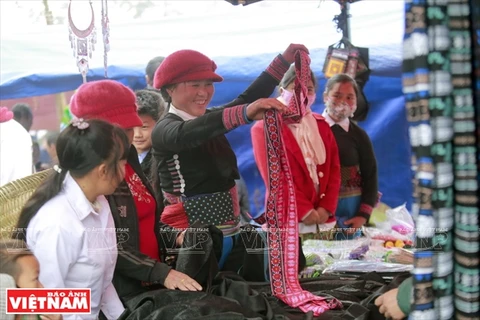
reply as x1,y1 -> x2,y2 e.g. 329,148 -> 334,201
116,221 -> 409,320
119,272 -> 409,320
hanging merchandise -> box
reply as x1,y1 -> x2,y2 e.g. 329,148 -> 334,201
68,0 -> 110,83
101,0 -> 110,78
323,0 -> 370,121
223,0 -> 263,6
68,0 -> 96,83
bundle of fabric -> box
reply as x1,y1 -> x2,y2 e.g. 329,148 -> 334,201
121,272 -> 410,320
117,220 -> 408,319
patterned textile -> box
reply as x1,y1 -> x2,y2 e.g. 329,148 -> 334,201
263,50 -> 341,315
338,165 -> 362,198
162,187 -> 241,237
403,0 -> 479,318
450,1 -> 479,318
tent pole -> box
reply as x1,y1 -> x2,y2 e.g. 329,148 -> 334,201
343,2 -> 351,41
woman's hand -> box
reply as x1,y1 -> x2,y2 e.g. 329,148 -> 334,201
375,288 -> 406,320
282,44 -> 309,64
246,98 -> 288,121
302,209 -> 329,225
302,209 -> 319,225
315,207 -> 330,224
343,216 -> 367,234
164,269 -> 203,291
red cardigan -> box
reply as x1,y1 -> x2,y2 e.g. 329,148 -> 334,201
251,114 -> 341,222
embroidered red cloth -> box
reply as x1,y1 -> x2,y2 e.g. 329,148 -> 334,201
263,51 -> 342,315
125,164 -> 160,262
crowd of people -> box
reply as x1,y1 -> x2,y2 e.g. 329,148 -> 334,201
0,44 -> 411,320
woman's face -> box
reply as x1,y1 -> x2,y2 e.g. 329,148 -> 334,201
323,82 -> 357,121
167,80 -> 214,117
282,78 -> 316,96
102,159 -> 127,195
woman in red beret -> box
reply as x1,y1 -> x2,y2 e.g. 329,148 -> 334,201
70,80 -> 204,303
151,44 -> 308,273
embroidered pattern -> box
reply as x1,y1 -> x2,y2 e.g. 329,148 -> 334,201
338,165 -> 362,197
265,54 -> 290,82
222,104 -> 249,130
126,172 -> 152,204
263,51 -> 341,315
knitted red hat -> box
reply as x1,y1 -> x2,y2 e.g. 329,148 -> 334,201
153,49 -> 223,89
70,80 -> 142,129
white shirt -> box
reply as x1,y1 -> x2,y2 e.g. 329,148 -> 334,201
322,111 -> 350,132
169,104 -> 197,121
27,173 -> 125,320
0,119 -> 32,186
138,150 -> 149,164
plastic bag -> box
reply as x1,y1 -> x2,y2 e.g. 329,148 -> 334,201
322,260 -> 413,274
376,204 -> 414,231
302,238 -> 370,260
364,204 -> 415,243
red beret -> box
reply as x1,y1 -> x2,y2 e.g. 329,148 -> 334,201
153,49 -> 223,89
70,80 -> 142,129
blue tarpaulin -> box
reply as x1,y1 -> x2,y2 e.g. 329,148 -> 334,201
0,2 -> 411,216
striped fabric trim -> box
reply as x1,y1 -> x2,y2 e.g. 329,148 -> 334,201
265,54 -> 290,82
223,104 -> 248,130
216,222 -> 242,237
338,189 -> 362,198
118,250 -> 156,267
359,203 -> 373,216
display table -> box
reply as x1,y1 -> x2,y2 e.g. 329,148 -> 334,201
299,238 -> 413,279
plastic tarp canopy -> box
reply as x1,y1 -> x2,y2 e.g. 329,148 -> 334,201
0,1 -> 411,216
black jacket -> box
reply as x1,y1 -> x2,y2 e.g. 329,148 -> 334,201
107,146 -> 177,301
140,150 -> 153,181
151,54 -> 290,198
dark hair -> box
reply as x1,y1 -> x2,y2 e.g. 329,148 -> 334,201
44,131 -> 60,147
0,239 -> 33,279
279,65 -> 318,92
12,103 -> 33,121
324,73 -> 360,97
146,56 -> 165,86
15,119 -> 129,240
135,90 -> 167,121
158,84 -> 177,105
